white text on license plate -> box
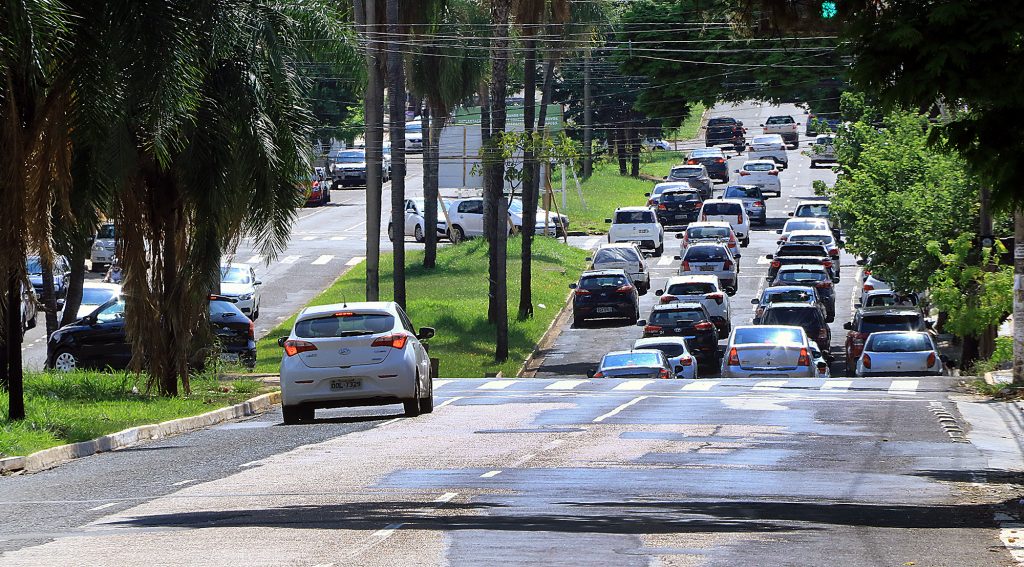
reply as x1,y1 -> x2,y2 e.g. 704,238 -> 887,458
331,379 -> 362,391
595,307 -> 615,314
700,265 -> 715,271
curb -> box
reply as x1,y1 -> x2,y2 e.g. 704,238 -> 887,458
0,391 -> 281,475
518,289 -> 575,378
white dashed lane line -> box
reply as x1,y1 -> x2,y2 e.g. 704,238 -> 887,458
821,380 -> 852,392
545,380 -> 587,390
479,380 -> 515,390
593,396 -> 648,423
480,470 -> 502,478
613,379 -> 654,391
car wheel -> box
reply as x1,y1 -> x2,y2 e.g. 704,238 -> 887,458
387,223 -> 395,242
414,224 -> 425,243
52,349 -> 78,372
404,392 -> 423,417
655,242 -> 664,257
449,225 -> 465,244
282,405 -> 311,425
741,237 -> 750,247
419,376 -> 434,414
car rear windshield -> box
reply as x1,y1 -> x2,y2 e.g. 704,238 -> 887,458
752,136 -> 780,145
685,246 -> 728,261
766,116 -> 794,124
667,282 -> 717,295
733,327 -> 804,345
865,333 -> 933,352
615,211 -> 655,224
640,343 -> 686,357
865,293 -> 918,307
859,314 -> 925,334
662,192 -> 700,203
650,309 -> 704,326
209,299 -> 244,317
762,307 -> 822,327
603,352 -> 661,368
594,248 -> 639,265
743,162 -> 775,172
785,219 -> 829,232
708,117 -> 737,126
580,275 -> 630,289
295,313 -> 395,338
796,204 -> 830,217
764,289 -> 814,303
81,287 -> 118,305
670,168 -> 701,178
778,245 -> 827,257
776,270 -> 827,284
702,202 -> 742,216
789,234 -> 834,245
724,186 -> 761,199
688,226 -> 730,239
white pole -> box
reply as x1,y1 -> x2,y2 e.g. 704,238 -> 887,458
561,163 -> 567,209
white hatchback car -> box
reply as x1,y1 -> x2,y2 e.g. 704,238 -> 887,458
735,159 -> 782,197
607,207 -> 665,256
656,274 -> 731,335
698,198 -> 750,247
776,217 -> 831,244
279,302 -> 435,423
855,331 -> 945,377
677,221 -> 740,258
676,243 -> 740,294
220,263 -> 262,320
747,134 -> 789,169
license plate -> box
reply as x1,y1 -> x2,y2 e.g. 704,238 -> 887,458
595,307 -> 615,314
331,379 -> 362,391
674,214 -> 687,219
700,266 -> 715,271
636,229 -> 649,234
219,353 -> 239,363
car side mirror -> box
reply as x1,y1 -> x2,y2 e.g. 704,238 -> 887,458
636,320 -> 647,327
644,192 -> 651,197
655,290 -> 664,296
765,254 -> 773,259
673,255 -> 681,260
587,369 -> 596,378
277,336 -> 287,347
759,123 -> 765,127
843,322 -> 853,330
856,259 -> 866,266
417,327 -> 435,340
584,257 -> 592,263
674,365 -> 685,374
663,176 -> 669,181
254,280 -> 263,286
734,254 -> 741,259
750,298 -> 759,304
604,218 -> 612,223
569,283 -> 578,290
854,303 -> 862,309
787,212 -> 794,217
675,233 -> 684,239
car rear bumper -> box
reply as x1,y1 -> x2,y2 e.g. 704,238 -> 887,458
856,370 -> 941,378
721,366 -> 816,378
280,357 -> 417,407
574,302 -> 636,320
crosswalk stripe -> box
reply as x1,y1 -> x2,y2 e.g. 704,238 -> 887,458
888,379 -> 919,394
657,255 -> 674,267
752,380 -> 787,391
281,255 -> 301,264
613,380 -> 654,391
330,236 -> 348,241
311,255 -> 334,265
821,380 -> 852,392
302,236 -> 317,241
433,380 -> 453,389
545,379 -> 587,390
244,255 -> 263,265
346,256 -> 365,267
479,380 -> 514,390
756,255 -> 770,265
682,380 -> 720,391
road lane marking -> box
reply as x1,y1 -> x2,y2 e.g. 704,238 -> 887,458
752,380 -> 787,391
171,479 -> 197,487
435,396 -> 463,409
613,380 -> 654,391
302,236 -> 317,241
682,380 -> 719,391
345,256 -> 365,266
545,379 -> 587,390
888,380 -> 919,394
512,454 -> 536,467
593,395 -> 648,422
280,255 -> 301,264
756,255 -> 770,265
434,492 -> 458,503
480,470 -> 502,478
583,237 -> 599,249
657,255 -> 674,267
372,523 -> 404,539
378,418 -> 403,427
433,380 -> 453,388
821,380 -> 851,392
244,255 -> 263,264
479,380 -> 515,390
330,236 -> 348,241
311,255 -> 334,265
88,502 -> 117,511
344,220 -> 368,232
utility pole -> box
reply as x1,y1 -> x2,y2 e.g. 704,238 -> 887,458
357,0 -> 383,301
386,0 -> 406,309
1014,208 -> 1024,384
582,50 -> 593,179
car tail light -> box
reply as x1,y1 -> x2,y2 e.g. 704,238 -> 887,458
706,292 -> 724,305
753,201 -> 764,207
797,348 -> 810,366
815,281 -> 833,289
714,158 -> 725,163
727,347 -> 740,366
593,370 -> 605,378
862,354 -> 872,369
682,260 -> 690,271
694,321 -> 715,331
371,333 -> 409,349
771,260 -> 781,269
822,260 -> 833,268
615,284 -> 635,294
927,352 -> 937,367
768,170 -> 779,176
658,204 -> 667,210
687,159 -> 699,165
658,368 -> 672,379
574,288 -> 592,296
248,320 -> 255,339
737,214 -> 743,224
644,325 -> 663,334
283,339 -> 317,357
829,248 -> 839,257
659,294 -> 677,304
729,235 -> 737,246
679,356 -> 693,366
863,284 -> 874,292
738,171 -> 750,176
723,260 -> 733,270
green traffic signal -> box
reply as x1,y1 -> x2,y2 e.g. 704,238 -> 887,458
821,1 -> 837,18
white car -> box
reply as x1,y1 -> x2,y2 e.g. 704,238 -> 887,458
643,138 -> 672,151
90,222 -> 116,272
278,302 -> 435,423
606,207 -> 664,256
590,243 -> 651,294
405,120 -> 424,153
64,282 -> 121,321
446,197 -> 568,243
855,331 -> 945,377
677,221 -> 740,258
698,198 -> 750,246
747,134 -> 789,169
389,198 -> 448,243
790,199 -> 838,232
785,229 -> 841,259
632,337 -> 698,379
721,325 -> 819,378
808,134 -> 836,168
646,181 -> 693,206
656,274 -> 731,335
220,263 -> 262,320
776,217 -> 831,244
676,243 -> 740,294
735,159 -> 781,197
860,273 -> 892,306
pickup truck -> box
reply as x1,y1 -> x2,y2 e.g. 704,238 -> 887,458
761,115 -> 800,149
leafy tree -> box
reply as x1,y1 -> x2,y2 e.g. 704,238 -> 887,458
927,235 -> 1012,343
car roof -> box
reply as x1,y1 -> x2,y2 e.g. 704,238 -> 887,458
634,336 -> 689,347
753,134 -> 783,140
300,301 -> 397,320
581,269 -> 629,277
743,159 -> 776,166
615,206 -> 653,212
788,229 -> 833,237
221,262 -> 253,270
687,242 -> 729,250
653,182 -> 691,190
688,221 -> 733,229
764,285 -> 816,293
732,324 -> 806,334
604,349 -> 664,359
703,198 -> 745,205
666,274 -> 719,284
725,184 -> 758,191
690,147 -> 725,155
662,188 -> 699,195
777,263 -> 828,271
652,302 -> 704,311
867,330 -> 930,337
598,243 -> 641,250
796,200 -> 830,206
764,302 -> 818,309
859,306 -> 922,316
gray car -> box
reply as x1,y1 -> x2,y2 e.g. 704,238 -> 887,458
666,165 -> 713,199
721,325 -> 818,378
722,185 -> 767,225
588,349 -> 676,379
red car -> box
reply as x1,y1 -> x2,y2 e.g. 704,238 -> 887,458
304,169 -> 330,207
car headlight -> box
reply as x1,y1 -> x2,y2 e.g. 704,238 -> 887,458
238,293 -> 254,301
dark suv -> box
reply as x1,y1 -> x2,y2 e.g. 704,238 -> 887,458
767,243 -> 838,282
843,306 -> 927,373
686,148 -> 730,183
638,303 -> 719,362
705,117 -> 746,152
654,189 -> 702,226
770,264 -> 836,322
760,302 -> 832,358
570,269 -> 640,325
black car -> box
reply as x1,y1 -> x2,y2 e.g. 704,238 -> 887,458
654,189 -> 703,226
26,255 -> 70,298
759,302 -> 832,358
686,148 -> 730,183
765,255 -> 834,285
638,302 -> 719,362
769,243 -> 838,281
570,270 -> 640,325
770,264 -> 836,322
705,117 -> 746,151
46,295 -> 257,372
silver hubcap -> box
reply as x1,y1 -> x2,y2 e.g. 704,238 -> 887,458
54,352 -> 76,372
415,225 -> 423,241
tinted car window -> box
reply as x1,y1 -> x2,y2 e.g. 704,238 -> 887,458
753,135 -> 782,144
580,275 -> 629,289
95,300 -> 125,323
764,289 -> 814,303
642,343 -> 686,357
708,117 -> 737,126
784,219 -> 829,232
667,282 -> 716,295
662,192 -> 700,203
615,211 -> 655,224
724,186 -> 761,199
743,162 -> 775,172
762,307 -> 823,327
789,234 -> 834,245
670,167 -> 702,178
766,116 -> 794,124
703,202 -> 742,216
776,270 -> 828,284
458,200 -> 483,214
81,287 -> 118,305
778,245 -> 828,257
859,314 -> 924,334
594,248 -> 639,264
796,204 -> 830,217
97,225 -> 116,239
685,246 -> 728,261
209,299 -> 245,317
866,333 -> 933,352
733,327 -> 804,345
335,150 -> 365,163
687,226 -> 730,239
295,313 -> 395,338
602,352 -> 662,368
650,308 -> 704,326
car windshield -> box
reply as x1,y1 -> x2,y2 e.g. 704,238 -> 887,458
220,267 -> 252,284
702,202 -> 742,216
733,327 -> 804,345
96,225 -> 115,239
777,270 -> 827,284
685,246 -> 727,262
866,333 -> 933,352
26,257 -> 42,275
580,275 -> 629,289
762,307 -> 821,326
778,245 -> 827,256
594,248 -> 639,264
785,219 -> 828,232
865,293 -> 918,307
653,183 -> 689,195
766,116 -> 794,124
860,314 -> 924,334
743,162 -> 775,172
209,299 -> 244,317
670,168 -> 702,178
764,289 -> 814,304
789,234 -> 834,245
667,282 -> 716,295
724,186 -> 760,199
81,287 -> 117,305
295,313 -> 395,338
688,226 -> 730,239
615,211 -> 654,224
95,299 -> 125,323
650,309 -> 704,326
335,151 -> 365,163
638,343 -> 686,358
602,352 -> 661,368
796,204 -> 830,217
662,192 -> 700,203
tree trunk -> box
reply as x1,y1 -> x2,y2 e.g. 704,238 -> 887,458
359,0 -> 384,301
387,0 -> 406,309
978,186 -> 997,360
630,124 -> 641,177
5,274 -> 25,420
1013,208 -> 1024,384
480,81 -> 497,324
423,108 -> 440,269
40,259 -> 60,342
58,237 -> 88,330
582,51 -> 593,179
487,0 -> 511,362
518,38 -> 537,320
616,127 -> 627,176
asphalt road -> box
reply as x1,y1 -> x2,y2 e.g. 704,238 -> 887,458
543,101 -> 848,378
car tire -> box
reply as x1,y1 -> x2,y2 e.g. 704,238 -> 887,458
419,377 -> 434,414
52,349 -> 78,372
810,161 -> 817,169
655,242 -> 664,257
414,224 -> 425,243
387,224 -> 395,242
282,405 -> 311,425
741,237 -> 750,247
449,226 -> 465,244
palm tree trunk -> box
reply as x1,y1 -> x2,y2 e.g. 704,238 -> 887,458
582,51 -> 593,179
58,238 -> 88,329
387,0 -> 407,309
40,260 -> 60,341
358,0 -> 384,301
423,107 -> 440,269
518,35 -> 537,320
487,0 -> 512,361
4,275 -> 25,420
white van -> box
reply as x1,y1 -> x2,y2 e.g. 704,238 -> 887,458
698,199 -> 750,247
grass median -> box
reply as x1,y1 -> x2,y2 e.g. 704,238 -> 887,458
1,372 -> 269,457
252,236 -> 590,378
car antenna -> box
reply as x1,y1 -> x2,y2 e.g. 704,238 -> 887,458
342,295 -> 348,309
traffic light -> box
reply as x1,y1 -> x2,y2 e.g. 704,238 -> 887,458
821,1 -> 838,18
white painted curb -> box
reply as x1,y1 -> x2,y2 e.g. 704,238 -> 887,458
0,391 -> 281,474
